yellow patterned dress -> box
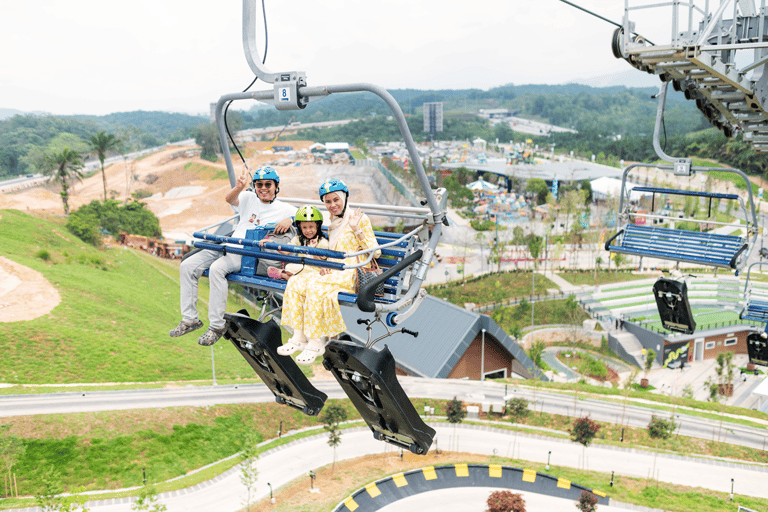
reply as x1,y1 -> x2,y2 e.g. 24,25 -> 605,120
281,215 -> 379,338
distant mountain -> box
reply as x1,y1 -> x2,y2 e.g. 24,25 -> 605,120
0,108 -> 48,120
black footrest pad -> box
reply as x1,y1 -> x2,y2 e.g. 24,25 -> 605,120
323,341 -> 435,455
223,310 -> 327,416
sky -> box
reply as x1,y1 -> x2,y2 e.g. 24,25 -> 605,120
0,0 -> 664,117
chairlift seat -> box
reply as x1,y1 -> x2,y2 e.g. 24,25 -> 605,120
605,223 -> 748,269
194,227 -> 420,310
739,262 -> 768,323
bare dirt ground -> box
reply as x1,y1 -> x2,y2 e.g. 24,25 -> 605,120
0,253 -> 60,323
0,142 -> 401,323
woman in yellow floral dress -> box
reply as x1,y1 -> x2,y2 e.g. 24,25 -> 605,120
278,178 -> 380,364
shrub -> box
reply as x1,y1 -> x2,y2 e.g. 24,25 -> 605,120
446,396 -> 467,424
506,397 -> 529,421
131,188 -> 153,200
35,249 -> 51,261
66,210 -> 102,246
570,416 -> 601,447
576,490 -> 599,512
487,490 -> 526,512
647,415 -> 676,439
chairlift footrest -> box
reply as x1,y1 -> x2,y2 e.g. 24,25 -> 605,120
653,277 -> 696,334
322,341 -> 435,455
223,310 -> 327,416
747,331 -> 768,367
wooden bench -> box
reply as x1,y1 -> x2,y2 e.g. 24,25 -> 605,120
192,228 -> 422,312
605,223 -> 747,269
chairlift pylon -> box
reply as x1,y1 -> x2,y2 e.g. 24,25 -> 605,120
613,0 -> 768,153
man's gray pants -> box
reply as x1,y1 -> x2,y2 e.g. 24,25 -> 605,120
179,249 -> 241,331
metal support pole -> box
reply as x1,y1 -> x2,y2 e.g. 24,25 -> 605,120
481,329 -> 486,381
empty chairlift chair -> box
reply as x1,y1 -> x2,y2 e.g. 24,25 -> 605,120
605,83 -> 758,273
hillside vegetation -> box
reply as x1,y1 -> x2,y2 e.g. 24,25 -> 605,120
8,82 -> 768,179
0,209 -> 268,384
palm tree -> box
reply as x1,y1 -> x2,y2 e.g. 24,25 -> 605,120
44,147 -> 84,215
89,131 -> 120,201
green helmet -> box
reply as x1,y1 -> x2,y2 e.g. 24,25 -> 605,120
294,205 -> 323,224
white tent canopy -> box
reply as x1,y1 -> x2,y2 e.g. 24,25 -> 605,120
467,179 -> 499,191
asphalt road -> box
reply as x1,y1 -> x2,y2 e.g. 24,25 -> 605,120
3,377 -> 767,452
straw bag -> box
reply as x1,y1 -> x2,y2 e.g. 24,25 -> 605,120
357,254 -> 384,297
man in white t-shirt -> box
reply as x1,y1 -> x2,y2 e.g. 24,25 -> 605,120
170,166 -> 297,346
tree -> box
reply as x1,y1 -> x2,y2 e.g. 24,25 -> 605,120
715,351 -> 736,390
611,252 -> 627,273
446,396 -> 467,424
195,123 -> 219,162
644,348 -> 656,377
576,490 -> 599,512
131,482 -> 167,512
321,402 -> 348,470
526,178 -> 550,205
487,490 -> 526,512
44,147 -> 84,215
647,415 -> 677,440
89,131 -> 120,202
570,416 -> 600,447
506,397 -> 530,422
0,426 -> 25,498
527,340 -> 546,369
238,431 -> 259,512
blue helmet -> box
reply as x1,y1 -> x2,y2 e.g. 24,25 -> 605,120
253,166 -> 280,184
318,178 -> 348,200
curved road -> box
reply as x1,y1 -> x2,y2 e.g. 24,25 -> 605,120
5,424 -> 766,512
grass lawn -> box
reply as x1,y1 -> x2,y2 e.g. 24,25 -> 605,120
557,270 -> 656,286
0,209 -> 280,384
426,271 -> 555,306
2,398 -> 768,512
492,297 -> 591,336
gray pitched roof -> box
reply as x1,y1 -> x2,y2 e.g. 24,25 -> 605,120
341,295 -> 546,380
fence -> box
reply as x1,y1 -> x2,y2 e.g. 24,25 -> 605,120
356,158 -> 421,207
472,291 -> 570,312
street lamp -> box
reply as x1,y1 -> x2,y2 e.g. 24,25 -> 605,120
268,482 -> 274,504
278,420 -> 283,438
730,478 -> 734,501
546,451 -> 551,471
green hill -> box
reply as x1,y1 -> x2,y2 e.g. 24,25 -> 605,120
0,209 -> 270,384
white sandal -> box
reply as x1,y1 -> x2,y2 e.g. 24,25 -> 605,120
277,333 -> 308,356
296,337 -> 328,365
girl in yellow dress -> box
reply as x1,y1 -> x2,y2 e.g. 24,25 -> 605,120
278,179 -> 380,364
